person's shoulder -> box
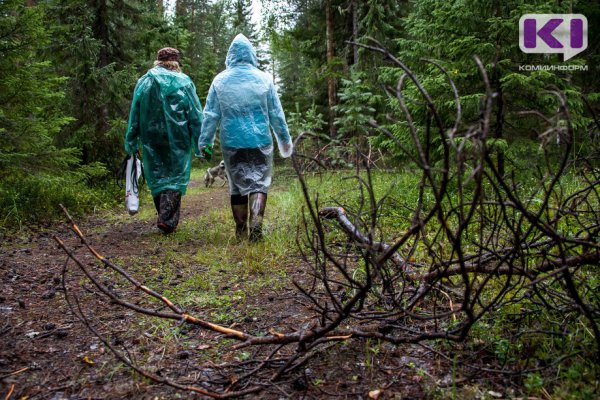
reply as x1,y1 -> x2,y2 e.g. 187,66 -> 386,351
216,69 -> 232,79
137,70 -> 153,82
249,67 -> 272,81
254,69 -> 275,88
159,69 -> 195,88
177,72 -> 195,86
211,70 -> 232,86
142,68 -> 166,84
134,71 -> 156,91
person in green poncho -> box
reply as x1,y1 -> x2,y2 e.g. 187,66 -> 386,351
124,47 -> 203,234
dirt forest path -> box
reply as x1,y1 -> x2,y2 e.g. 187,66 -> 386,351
0,175 -> 436,399
0,179 -> 232,398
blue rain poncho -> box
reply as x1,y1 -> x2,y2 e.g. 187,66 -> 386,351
124,66 -> 203,197
198,34 -> 292,196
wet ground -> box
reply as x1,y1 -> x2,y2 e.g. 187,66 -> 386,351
1,179 -> 462,399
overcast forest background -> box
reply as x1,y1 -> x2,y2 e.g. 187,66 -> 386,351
1,0 -> 599,225
1,0 -> 600,398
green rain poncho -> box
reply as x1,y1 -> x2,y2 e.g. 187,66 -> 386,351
124,66 -> 203,197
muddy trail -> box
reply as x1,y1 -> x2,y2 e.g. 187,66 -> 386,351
0,177 -> 461,399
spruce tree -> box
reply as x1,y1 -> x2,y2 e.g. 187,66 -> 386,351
232,0 -> 257,40
377,0 -> 598,168
0,0 -> 77,177
47,0 -> 180,169
0,0 -> 106,225
174,0 -> 232,100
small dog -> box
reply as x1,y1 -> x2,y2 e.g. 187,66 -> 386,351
204,160 -> 228,187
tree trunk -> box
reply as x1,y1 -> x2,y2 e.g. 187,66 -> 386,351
351,0 -> 358,65
92,0 -> 111,162
493,6 -> 504,177
191,1 -> 195,26
94,0 -> 109,69
176,0 -> 185,17
271,51 -> 276,81
495,85 -> 505,177
325,0 -> 337,137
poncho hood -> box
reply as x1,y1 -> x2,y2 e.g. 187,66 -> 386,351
225,34 -> 258,68
147,66 -> 189,95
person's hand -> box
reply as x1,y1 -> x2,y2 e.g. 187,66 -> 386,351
200,145 -> 213,162
280,141 -> 293,158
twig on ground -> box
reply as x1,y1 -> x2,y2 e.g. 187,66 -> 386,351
4,384 -> 14,400
59,257 -> 264,398
0,367 -> 28,380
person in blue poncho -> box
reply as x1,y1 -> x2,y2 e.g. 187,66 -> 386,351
199,34 -> 293,241
125,47 -> 203,234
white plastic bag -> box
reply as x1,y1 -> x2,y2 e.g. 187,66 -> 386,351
125,154 -> 142,215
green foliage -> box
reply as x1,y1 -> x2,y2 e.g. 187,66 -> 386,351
46,0 -> 181,169
0,166 -> 116,230
359,0 -> 403,44
0,1 -> 75,177
287,103 -> 327,135
524,373 -> 544,393
267,6 -> 327,114
231,0 -> 258,41
175,0 -> 230,100
264,0 -> 406,136
0,0 -> 118,230
265,0 -> 368,117
377,0 -> 600,166
333,68 -> 380,137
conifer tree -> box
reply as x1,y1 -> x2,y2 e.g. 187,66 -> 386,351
0,0 -> 106,224
378,0 -> 598,168
47,0 -> 179,168
174,0 -> 234,99
0,0 -> 77,178
232,0 -> 257,41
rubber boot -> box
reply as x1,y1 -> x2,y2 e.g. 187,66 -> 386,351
231,203 -> 248,241
248,192 -> 267,242
153,190 -> 181,234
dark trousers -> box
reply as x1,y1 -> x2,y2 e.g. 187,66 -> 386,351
153,189 -> 182,232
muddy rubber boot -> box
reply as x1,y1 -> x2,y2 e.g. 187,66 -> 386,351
248,192 -> 267,242
154,190 -> 181,234
231,203 -> 248,241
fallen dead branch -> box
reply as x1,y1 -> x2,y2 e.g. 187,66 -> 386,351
53,206 -> 374,396
318,206 -> 407,270
53,224 -> 358,348
59,258 -> 263,399
52,40 -> 600,397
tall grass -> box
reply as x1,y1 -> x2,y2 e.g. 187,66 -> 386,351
0,172 -> 119,232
